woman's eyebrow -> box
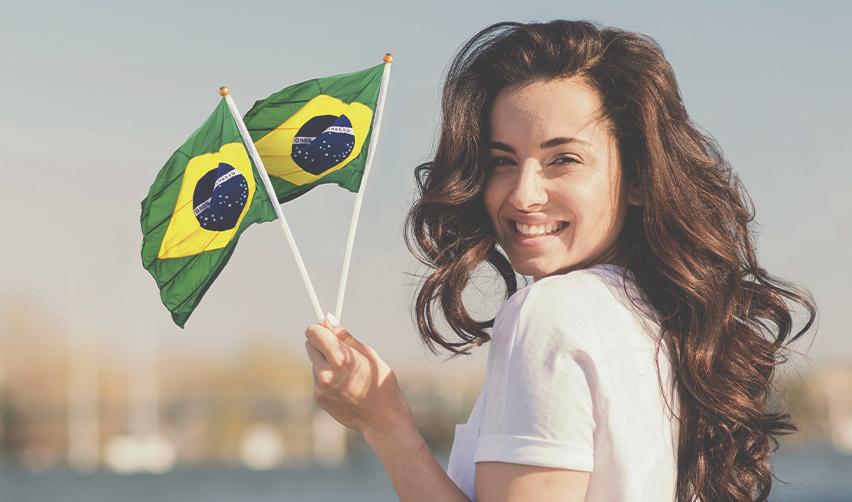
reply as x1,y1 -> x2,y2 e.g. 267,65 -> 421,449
488,137 -> 591,153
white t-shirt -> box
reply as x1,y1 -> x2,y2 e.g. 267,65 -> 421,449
446,263 -> 680,501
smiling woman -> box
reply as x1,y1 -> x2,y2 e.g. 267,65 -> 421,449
303,18 -> 817,502
400,19 -> 817,502
483,77 -> 642,280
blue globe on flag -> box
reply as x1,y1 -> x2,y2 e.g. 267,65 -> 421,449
192,162 -> 249,231
291,114 -> 356,175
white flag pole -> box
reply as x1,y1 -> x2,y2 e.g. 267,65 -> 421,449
334,54 -> 394,323
220,86 -> 324,321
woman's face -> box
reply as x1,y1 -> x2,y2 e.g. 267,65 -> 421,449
483,77 -> 640,281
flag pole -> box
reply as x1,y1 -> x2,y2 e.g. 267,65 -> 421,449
220,86 -> 324,321
334,54 -> 394,323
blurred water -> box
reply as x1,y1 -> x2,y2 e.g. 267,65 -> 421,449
769,444 -> 852,502
0,452 -> 399,502
1,445 -> 849,501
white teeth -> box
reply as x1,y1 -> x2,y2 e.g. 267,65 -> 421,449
514,221 -> 567,237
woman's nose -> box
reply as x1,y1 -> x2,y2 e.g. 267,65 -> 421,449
507,163 -> 547,210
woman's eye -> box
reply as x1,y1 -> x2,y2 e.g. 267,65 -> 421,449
486,155 -> 579,168
488,156 -> 514,167
553,156 -> 579,165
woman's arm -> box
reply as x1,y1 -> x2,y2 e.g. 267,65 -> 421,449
363,411 -> 470,502
476,462 -> 590,501
367,416 -> 590,502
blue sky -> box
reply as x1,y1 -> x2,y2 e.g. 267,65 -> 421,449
0,0 -> 848,375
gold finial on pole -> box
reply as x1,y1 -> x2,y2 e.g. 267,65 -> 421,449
383,53 -> 393,64
218,86 -> 230,97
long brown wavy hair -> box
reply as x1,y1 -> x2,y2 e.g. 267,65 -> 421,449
403,19 -> 818,502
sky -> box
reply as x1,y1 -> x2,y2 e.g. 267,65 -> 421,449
0,0 -> 849,377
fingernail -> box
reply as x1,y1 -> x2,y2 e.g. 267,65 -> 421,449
325,312 -> 339,326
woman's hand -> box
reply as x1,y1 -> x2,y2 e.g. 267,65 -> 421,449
305,316 -> 470,502
304,315 -> 413,437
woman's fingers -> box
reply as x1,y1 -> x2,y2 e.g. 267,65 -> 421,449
321,319 -> 375,361
333,326 -> 374,359
304,339 -> 328,369
305,340 -> 334,386
304,323 -> 347,367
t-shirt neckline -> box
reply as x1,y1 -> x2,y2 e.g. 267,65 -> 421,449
534,262 -> 634,284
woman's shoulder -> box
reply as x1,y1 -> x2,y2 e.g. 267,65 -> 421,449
497,264 -> 656,349
510,264 -> 636,315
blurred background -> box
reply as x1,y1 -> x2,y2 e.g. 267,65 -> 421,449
1,0 -> 850,500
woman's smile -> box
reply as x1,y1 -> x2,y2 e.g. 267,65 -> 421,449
510,219 -> 570,247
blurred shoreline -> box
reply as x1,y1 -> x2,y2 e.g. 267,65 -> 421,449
1,293 -> 849,486
2,441 -> 851,502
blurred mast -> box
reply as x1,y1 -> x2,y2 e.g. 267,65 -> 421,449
66,273 -> 100,471
103,271 -> 175,474
128,315 -> 158,436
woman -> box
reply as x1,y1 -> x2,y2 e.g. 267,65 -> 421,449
303,20 -> 817,501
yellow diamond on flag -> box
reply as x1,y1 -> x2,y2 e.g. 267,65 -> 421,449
157,142 -> 258,259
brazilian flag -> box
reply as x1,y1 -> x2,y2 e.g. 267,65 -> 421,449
243,62 -> 384,203
140,99 -> 276,328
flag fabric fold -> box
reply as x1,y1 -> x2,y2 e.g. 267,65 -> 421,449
243,63 -> 384,203
140,99 -> 276,328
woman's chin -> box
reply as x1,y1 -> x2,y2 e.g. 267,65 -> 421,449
510,258 -> 566,280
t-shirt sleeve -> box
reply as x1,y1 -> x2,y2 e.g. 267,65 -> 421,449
473,276 -> 599,472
